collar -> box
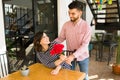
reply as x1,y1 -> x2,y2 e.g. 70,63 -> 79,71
71,18 -> 82,26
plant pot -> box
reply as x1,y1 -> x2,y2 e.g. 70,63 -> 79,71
112,64 -> 120,75
20,68 -> 30,76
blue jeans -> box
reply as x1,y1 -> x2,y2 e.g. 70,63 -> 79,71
71,58 -> 89,80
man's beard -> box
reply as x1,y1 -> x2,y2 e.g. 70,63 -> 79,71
70,17 -> 79,22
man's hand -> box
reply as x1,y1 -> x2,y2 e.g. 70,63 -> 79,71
65,54 -> 75,65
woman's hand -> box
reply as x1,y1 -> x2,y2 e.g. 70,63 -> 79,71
59,54 -> 66,61
51,65 -> 61,75
65,54 -> 75,65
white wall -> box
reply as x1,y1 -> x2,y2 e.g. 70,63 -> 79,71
57,0 -> 72,34
0,0 -> 8,78
0,0 -> 6,54
86,5 -> 93,25
86,4 -> 105,39
57,0 -> 72,49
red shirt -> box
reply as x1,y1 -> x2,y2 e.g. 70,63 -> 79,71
55,19 -> 92,61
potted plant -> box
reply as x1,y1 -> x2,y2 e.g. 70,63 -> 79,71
20,65 -> 30,76
112,36 -> 120,75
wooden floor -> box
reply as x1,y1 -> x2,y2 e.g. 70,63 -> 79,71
76,49 -> 120,80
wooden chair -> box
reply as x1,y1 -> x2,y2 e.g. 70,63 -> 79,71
63,50 -> 75,56
0,53 -> 9,78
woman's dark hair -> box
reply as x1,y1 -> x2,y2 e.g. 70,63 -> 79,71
33,31 -> 44,52
68,1 -> 83,11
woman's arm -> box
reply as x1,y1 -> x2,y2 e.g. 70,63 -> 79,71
51,65 -> 62,75
54,54 -> 66,66
54,59 -> 63,66
36,52 -> 57,68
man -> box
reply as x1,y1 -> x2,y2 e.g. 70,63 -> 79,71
55,1 -> 91,80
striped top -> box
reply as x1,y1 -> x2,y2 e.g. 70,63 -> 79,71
36,41 -> 71,69
55,19 -> 92,61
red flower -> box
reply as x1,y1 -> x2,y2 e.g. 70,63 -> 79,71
50,44 -> 64,56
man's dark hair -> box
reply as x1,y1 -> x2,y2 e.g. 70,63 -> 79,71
68,1 -> 83,11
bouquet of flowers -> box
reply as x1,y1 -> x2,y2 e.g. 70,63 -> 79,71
50,44 -> 64,56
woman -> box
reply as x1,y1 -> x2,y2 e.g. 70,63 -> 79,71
33,31 -> 71,75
